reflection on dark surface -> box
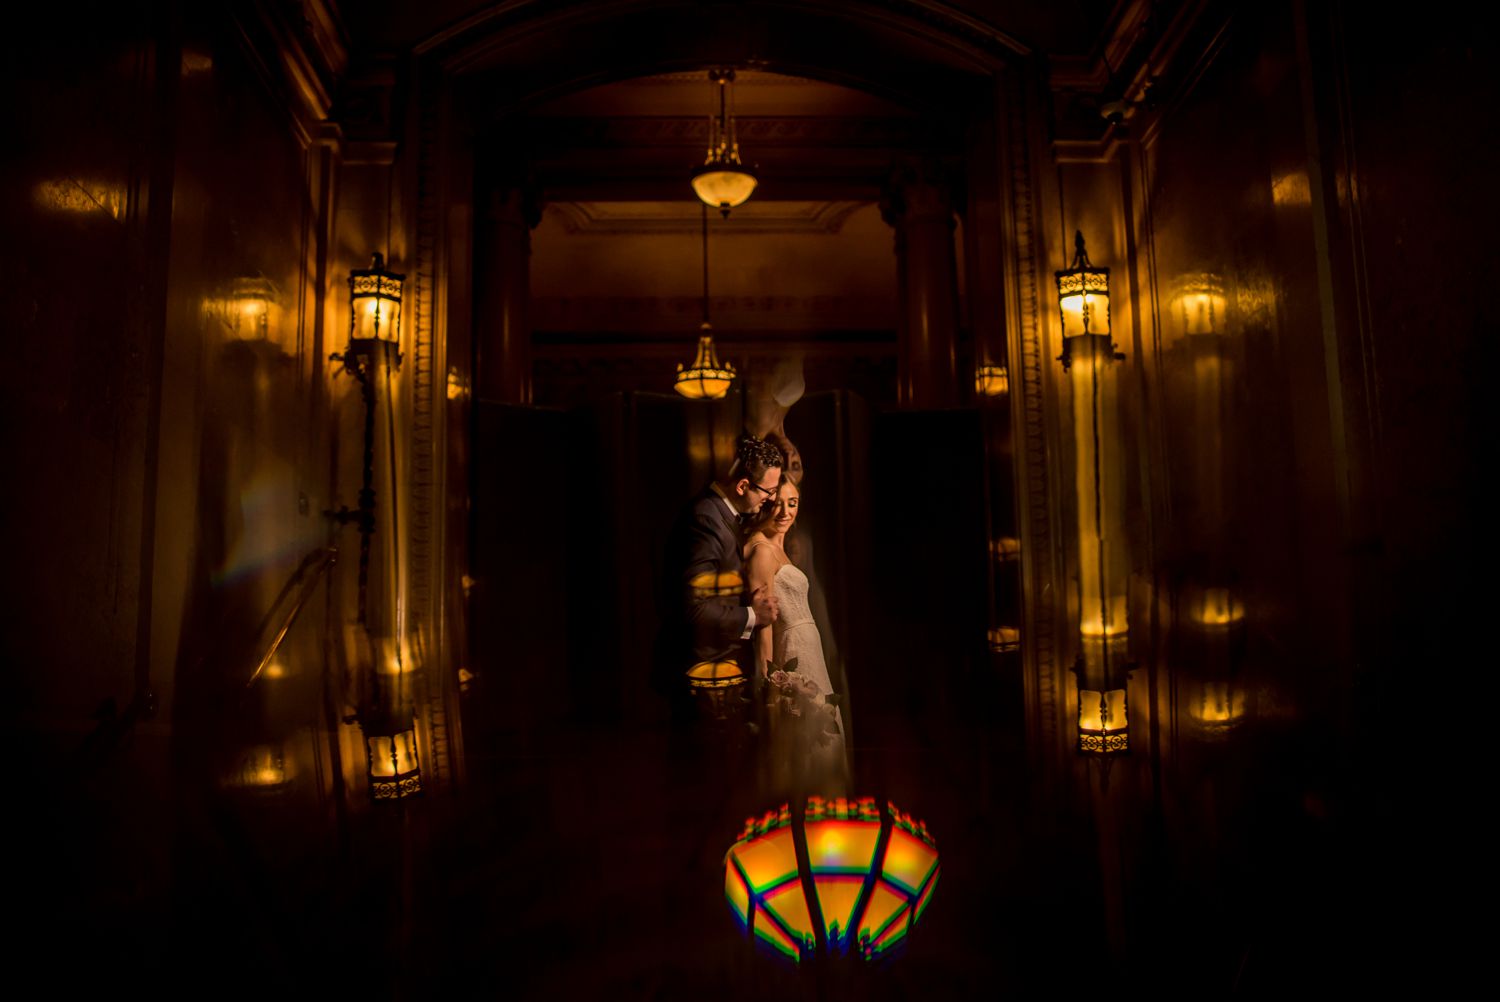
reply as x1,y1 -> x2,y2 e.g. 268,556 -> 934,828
726,796 -> 940,964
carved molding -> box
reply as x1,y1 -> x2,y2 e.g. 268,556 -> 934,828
545,200 -> 867,235
409,59 -> 451,788
523,115 -> 942,150
1000,68 -> 1061,764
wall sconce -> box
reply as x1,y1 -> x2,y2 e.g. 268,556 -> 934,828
359,704 -> 423,800
725,796 -> 939,963
691,68 -> 757,216
227,742 -> 290,792
1056,231 -> 1116,370
987,627 -> 1020,652
228,275 -> 277,340
687,660 -> 747,721
333,253 -> 420,801
676,205 -> 736,399
975,363 -> 1009,397
348,252 -> 404,349
1075,636 -> 1129,754
1171,272 -> 1228,337
1056,231 -> 1131,754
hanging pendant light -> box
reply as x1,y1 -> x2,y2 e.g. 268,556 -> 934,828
691,68 -> 757,216
676,204 -> 736,399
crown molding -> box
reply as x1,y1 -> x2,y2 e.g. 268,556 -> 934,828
545,200 -> 868,235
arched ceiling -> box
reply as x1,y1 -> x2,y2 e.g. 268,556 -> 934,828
351,0 -> 1119,65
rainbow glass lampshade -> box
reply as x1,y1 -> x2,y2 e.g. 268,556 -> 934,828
675,326 -> 736,399
724,796 -> 940,963
348,252 -> 404,347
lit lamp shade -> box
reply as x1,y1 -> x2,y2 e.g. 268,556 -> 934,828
228,742 -> 289,791
675,327 -> 736,400
1075,633 -> 1130,754
229,275 -> 275,340
691,569 -> 743,598
692,166 -> 758,213
361,707 -> 422,800
1191,586 -> 1244,628
1172,273 -> 1228,337
1077,686 -> 1129,753
991,537 -> 1021,561
975,364 -> 1009,397
1190,679 -> 1245,737
349,252 -> 404,346
1055,231 -> 1112,369
988,626 -> 1020,652
725,796 -> 940,963
686,659 -> 746,721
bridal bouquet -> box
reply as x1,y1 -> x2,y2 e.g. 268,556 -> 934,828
765,658 -> 842,748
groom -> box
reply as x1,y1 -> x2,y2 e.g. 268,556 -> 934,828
654,436 -> 784,707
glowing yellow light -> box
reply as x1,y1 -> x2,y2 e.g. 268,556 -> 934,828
725,858 -> 751,925
813,875 -> 865,944
32,178 -> 125,219
692,68 -> 757,213
367,732 -> 419,778
976,363 -> 1009,396
763,881 -> 816,953
349,253 -> 403,345
856,882 -> 907,946
991,537 -> 1021,560
1078,686 -> 1129,753
1062,270 -> 1130,650
1172,273 -> 1228,337
446,371 -> 468,401
726,797 -> 939,963
754,910 -> 801,959
1056,273 -> 1110,340
262,657 -> 289,680
988,626 -> 1020,652
692,169 -> 758,211
805,820 -> 880,871
690,570 -> 743,598
232,744 -> 289,789
1193,587 -> 1244,627
881,828 -> 940,896
734,826 -> 799,894
675,329 -> 736,400
686,660 -> 745,690
1191,680 -> 1245,733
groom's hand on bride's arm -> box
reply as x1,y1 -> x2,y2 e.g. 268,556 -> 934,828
750,585 -> 779,625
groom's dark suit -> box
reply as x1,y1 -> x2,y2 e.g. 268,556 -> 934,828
653,485 -> 752,695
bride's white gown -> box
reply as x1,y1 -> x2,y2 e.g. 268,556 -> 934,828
769,558 -> 846,745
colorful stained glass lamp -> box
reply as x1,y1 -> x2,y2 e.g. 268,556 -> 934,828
724,796 -> 940,963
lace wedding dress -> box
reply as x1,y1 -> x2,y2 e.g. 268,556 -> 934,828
771,561 -> 841,731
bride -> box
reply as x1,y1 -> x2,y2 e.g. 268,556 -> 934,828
744,476 -> 847,790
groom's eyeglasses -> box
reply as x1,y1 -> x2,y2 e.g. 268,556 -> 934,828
746,480 -> 778,498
